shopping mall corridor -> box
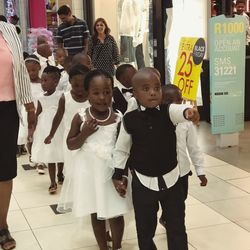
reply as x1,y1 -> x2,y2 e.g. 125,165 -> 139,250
8,122 -> 250,250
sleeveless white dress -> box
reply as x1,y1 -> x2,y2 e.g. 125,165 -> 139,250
31,90 -> 64,163
57,107 -> 131,219
62,91 -> 89,172
18,82 -> 43,145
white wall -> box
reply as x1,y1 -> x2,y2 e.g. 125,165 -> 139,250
93,0 -> 118,40
0,1 -> 4,15
72,0 -> 83,19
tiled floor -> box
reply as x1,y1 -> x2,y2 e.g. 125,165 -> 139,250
8,122 -> 250,249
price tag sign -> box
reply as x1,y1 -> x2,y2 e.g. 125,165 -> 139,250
173,37 -> 206,101
209,15 -> 246,134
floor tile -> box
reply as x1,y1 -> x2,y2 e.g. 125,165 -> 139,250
185,195 -> 202,206
189,180 -> 248,202
203,154 -> 227,168
9,195 -> 20,211
188,170 -> 222,186
14,189 -> 61,209
228,177 -> 250,193
11,230 -> 41,250
22,206 -> 76,229
206,164 -> 250,180
206,195 -> 250,221
188,223 -> 250,250
33,219 -> 96,250
236,220 -> 250,232
186,203 -> 229,229
8,210 -> 30,232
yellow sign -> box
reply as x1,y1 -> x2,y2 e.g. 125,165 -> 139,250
173,37 -> 206,101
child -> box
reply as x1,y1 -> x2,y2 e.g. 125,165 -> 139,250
72,52 -> 93,69
44,64 -> 90,181
23,55 -> 46,172
31,66 -> 64,194
159,84 -> 208,227
55,47 -> 68,68
112,68 -> 199,250
113,64 -> 137,114
58,70 -> 131,250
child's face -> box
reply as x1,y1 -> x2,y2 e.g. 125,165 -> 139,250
56,50 -> 66,66
120,67 -> 137,88
70,74 -> 86,98
41,73 -> 57,92
133,74 -> 162,108
236,3 -> 245,15
88,76 -> 113,112
25,62 -> 41,82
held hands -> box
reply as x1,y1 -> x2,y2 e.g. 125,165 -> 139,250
198,175 -> 208,186
81,118 -> 99,137
113,177 -> 128,198
184,108 -> 200,125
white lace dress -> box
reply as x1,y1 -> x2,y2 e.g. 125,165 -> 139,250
57,108 -> 131,219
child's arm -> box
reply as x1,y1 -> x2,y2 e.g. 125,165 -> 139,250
186,123 -> 207,186
44,94 -> 65,144
28,101 -> 42,139
169,104 -> 200,125
67,114 -> 98,150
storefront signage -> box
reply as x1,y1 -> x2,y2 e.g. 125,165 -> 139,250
173,37 -> 206,101
209,15 -> 245,134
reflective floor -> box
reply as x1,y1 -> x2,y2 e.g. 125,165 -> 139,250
9,122 -> 250,250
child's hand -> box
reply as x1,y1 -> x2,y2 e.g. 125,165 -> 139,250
44,135 -> 53,144
198,175 -> 208,186
113,179 -> 127,198
81,118 -> 99,136
185,108 -> 200,125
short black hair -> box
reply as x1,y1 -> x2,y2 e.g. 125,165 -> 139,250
236,0 -> 246,5
68,64 -> 90,80
43,66 -> 61,82
101,71 -> 114,88
11,14 -> 19,21
115,64 -> 135,81
0,15 -> 7,22
57,5 -> 71,15
162,84 -> 181,104
84,69 -> 112,91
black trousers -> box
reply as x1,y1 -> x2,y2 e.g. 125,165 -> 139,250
132,174 -> 188,250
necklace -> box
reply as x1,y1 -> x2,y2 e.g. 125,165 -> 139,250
88,107 -> 112,122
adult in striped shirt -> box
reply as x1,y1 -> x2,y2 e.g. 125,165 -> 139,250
56,5 -> 89,56
0,21 -> 35,250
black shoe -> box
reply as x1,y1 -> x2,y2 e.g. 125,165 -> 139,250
57,173 -> 64,185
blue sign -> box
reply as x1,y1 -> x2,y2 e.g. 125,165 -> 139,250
209,15 -> 246,134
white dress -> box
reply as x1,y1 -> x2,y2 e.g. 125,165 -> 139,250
62,91 -> 89,172
17,82 -> 43,145
31,90 -> 64,163
57,108 -> 131,219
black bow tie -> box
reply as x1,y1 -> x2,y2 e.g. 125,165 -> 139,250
121,88 -> 133,94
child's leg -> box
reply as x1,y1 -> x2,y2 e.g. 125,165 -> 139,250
48,163 -> 57,193
57,162 -> 64,184
160,179 -> 188,250
90,213 -> 108,250
109,216 -> 124,250
132,174 -> 158,250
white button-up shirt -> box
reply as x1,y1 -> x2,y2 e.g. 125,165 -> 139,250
113,103 -> 191,191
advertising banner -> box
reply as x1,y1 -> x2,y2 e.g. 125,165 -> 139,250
173,37 -> 206,101
209,15 -> 246,134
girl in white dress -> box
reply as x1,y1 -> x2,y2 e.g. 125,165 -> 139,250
58,70 -> 131,250
17,55 -> 43,155
44,64 -> 90,183
31,66 -> 64,193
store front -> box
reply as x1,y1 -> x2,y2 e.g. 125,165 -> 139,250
92,0 -> 208,87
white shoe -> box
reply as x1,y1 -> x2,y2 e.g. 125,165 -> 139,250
37,164 -> 45,174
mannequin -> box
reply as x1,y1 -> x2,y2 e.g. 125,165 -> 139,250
119,0 -> 147,68
163,0 -> 173,84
